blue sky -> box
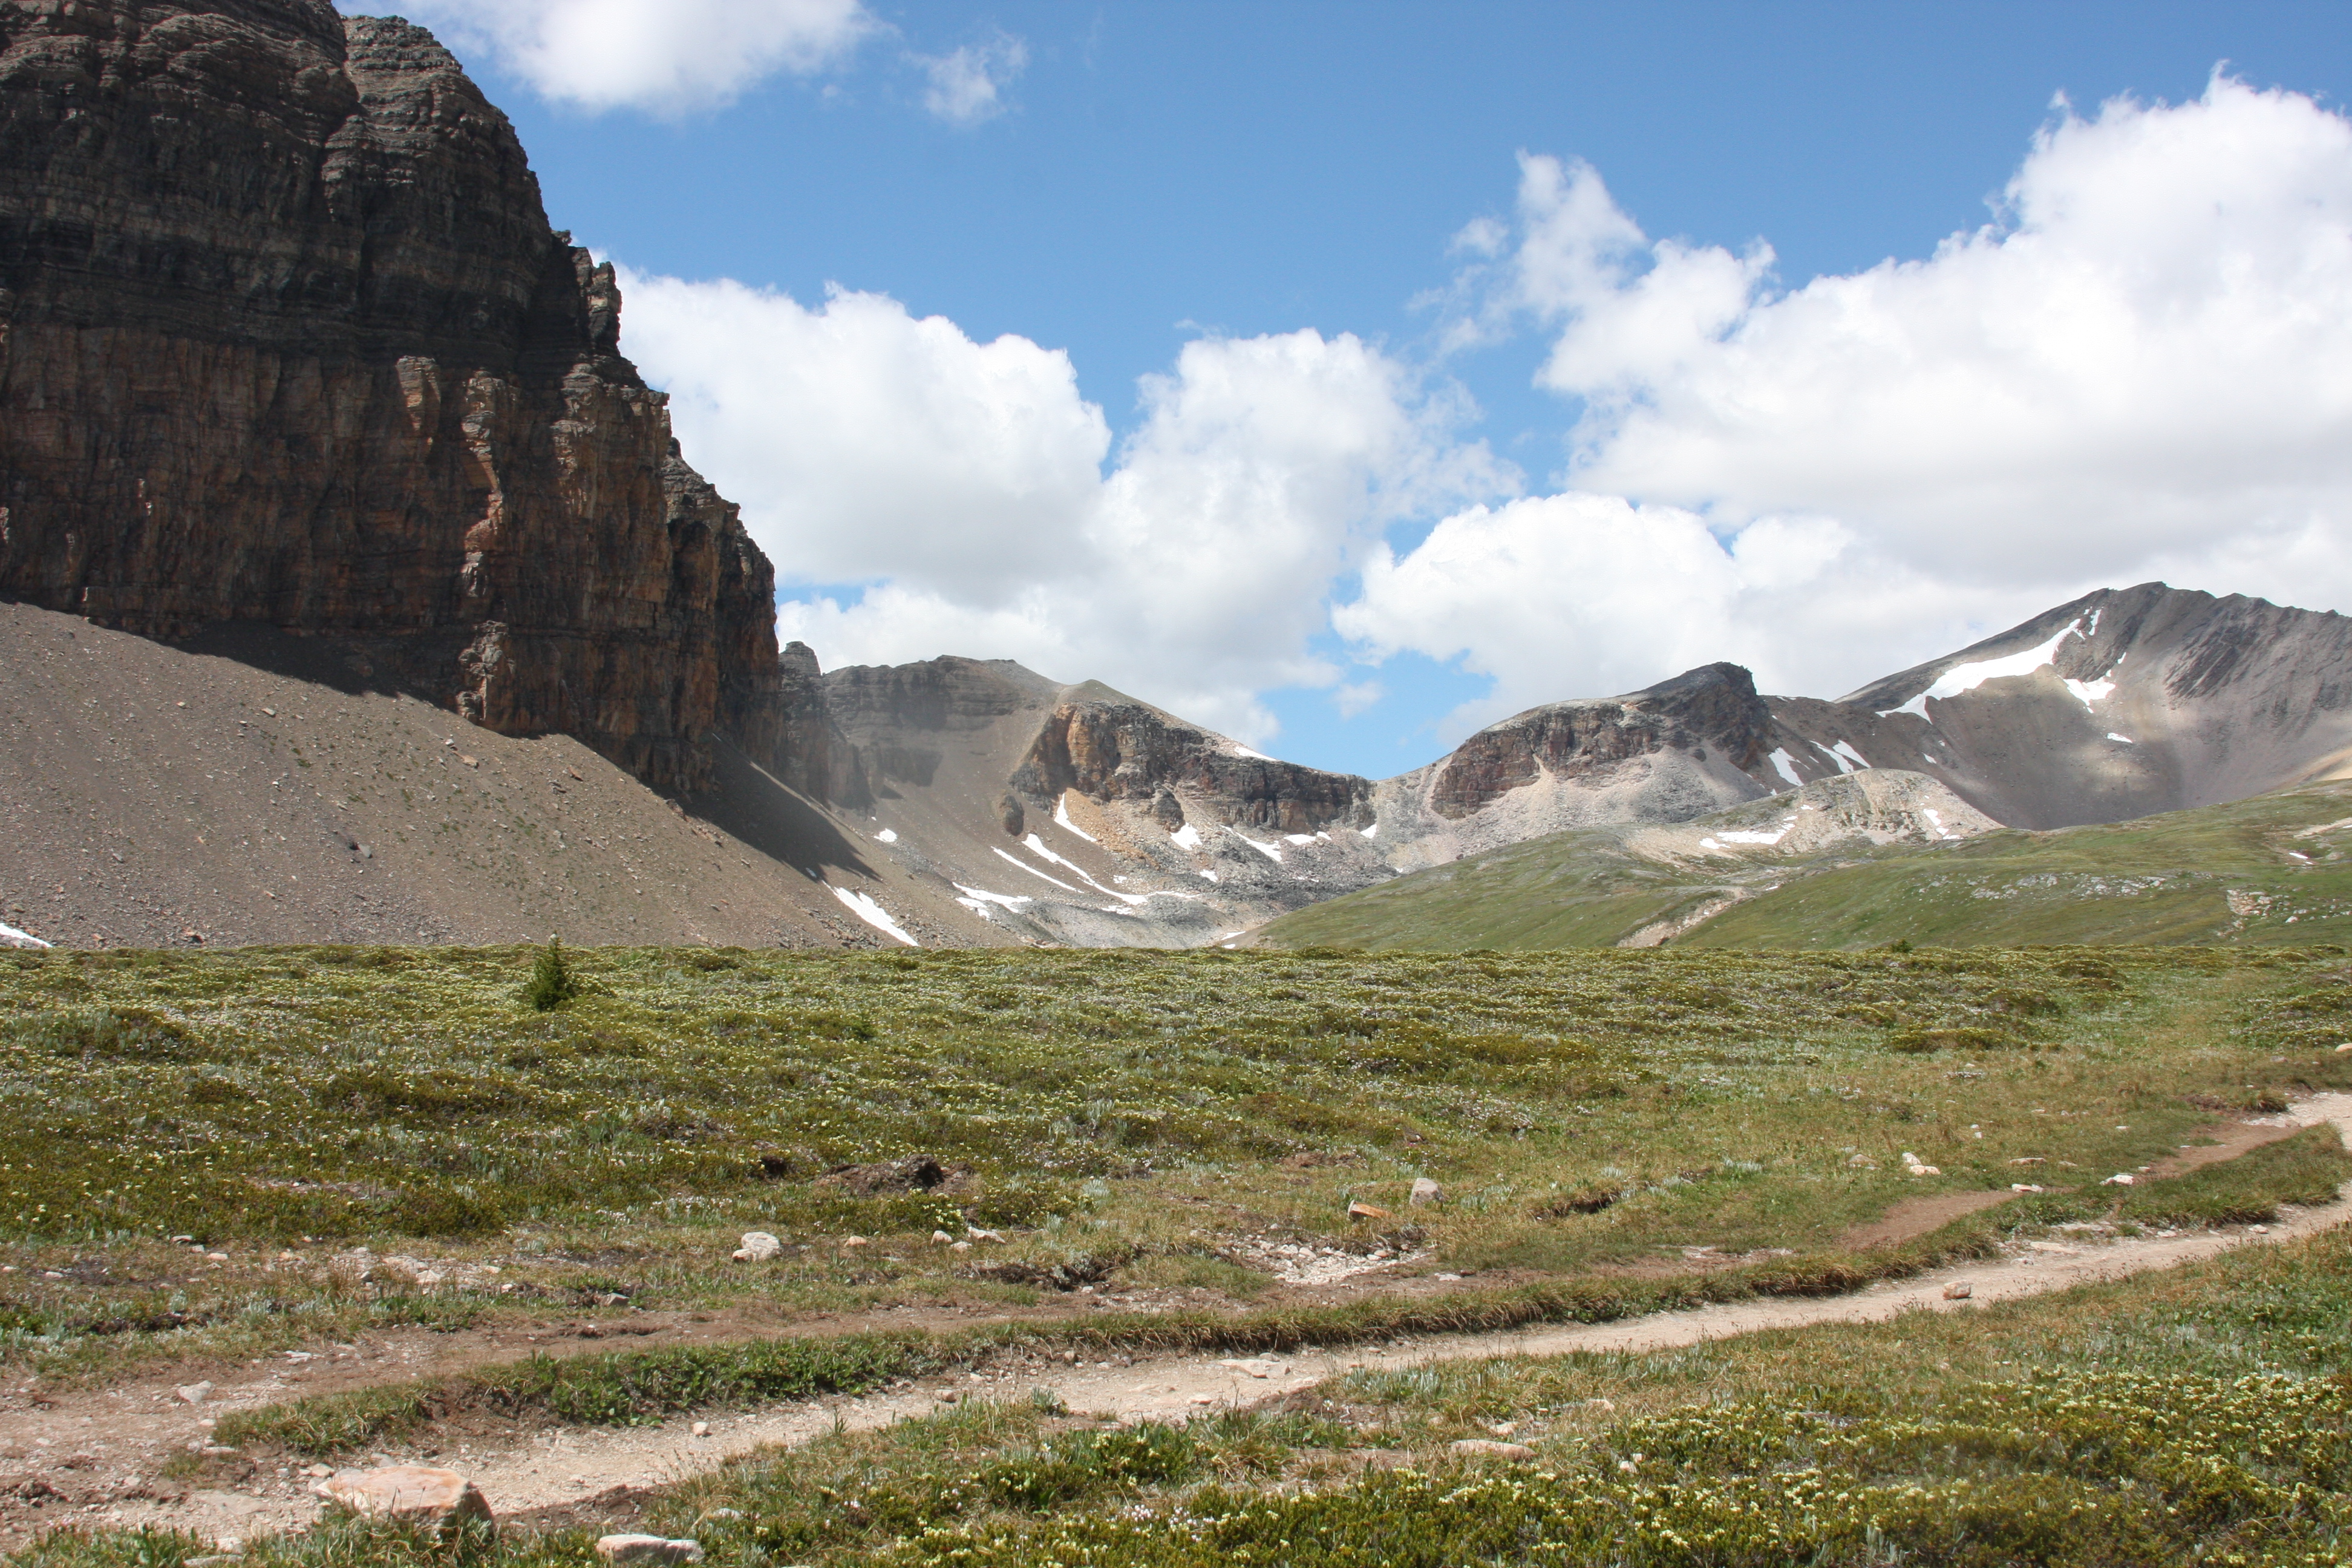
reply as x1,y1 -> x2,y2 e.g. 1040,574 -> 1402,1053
368,2 -> 2352,778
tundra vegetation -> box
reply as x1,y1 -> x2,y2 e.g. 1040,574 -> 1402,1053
2,940 -> 2351,1564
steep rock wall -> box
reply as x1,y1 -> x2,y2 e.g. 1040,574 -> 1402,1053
0,0 -> 780,791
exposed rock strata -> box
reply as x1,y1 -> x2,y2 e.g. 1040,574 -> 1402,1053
0,0 -> 779,791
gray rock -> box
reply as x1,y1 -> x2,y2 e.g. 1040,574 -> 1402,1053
595,1535 -> 704,1564
1409,1177 -> 1442,1207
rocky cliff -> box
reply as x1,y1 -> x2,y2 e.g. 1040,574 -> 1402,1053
0,0 -> 779,791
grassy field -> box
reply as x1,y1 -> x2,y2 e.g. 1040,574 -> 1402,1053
1256,778 -> 2352,952
2,940 -> 2350,1379
5,941 -> 2352,1564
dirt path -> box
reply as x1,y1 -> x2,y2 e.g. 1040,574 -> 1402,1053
13,1093 -> 2350,1550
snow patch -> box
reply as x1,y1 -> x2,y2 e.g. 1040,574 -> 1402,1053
0,920 -> 51,950
1922,807 -> 1958,841
1829,740 -> 1870,773
1169,823 -> 1203,851
872,828 -> 898,843
1699,837 -> 1726,852
1283,833 -> 1316,846
1768,747 -> 1803,788
1716,819 -> 1794,846
1359,820 -> 1379,838
1198,869 -> 1219,881
1053,797 -> 1098,842
953,884 -> 1033,910
2108,733 -> 2135,745
831,886 -> 917,946
1229,828 -> 1285,863
1886,616 -> 2109,717
1230,746 -> 1273,761
993,846 -> 1080,892
2063,678 -> 2115,710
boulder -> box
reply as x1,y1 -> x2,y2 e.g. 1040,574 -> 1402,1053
316,1465 -> 494,1540
733,1231 -> 782,1261
595,1535 -> 704,1565
1409,1177 -> 1443,1207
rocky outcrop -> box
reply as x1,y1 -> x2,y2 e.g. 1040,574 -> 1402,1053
0,1 -> 780,792
1011,691 -> 1373,835
1424,662 -> 1774,820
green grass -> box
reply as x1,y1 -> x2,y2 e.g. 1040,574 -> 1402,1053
4,941 -> 2351,1388
1258,777 -> 2352,952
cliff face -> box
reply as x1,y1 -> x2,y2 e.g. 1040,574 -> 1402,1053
0,1 -> 779,791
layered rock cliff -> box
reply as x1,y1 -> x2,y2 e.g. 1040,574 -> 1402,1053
0,0 -> 779,791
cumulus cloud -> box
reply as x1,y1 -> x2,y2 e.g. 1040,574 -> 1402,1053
1351,76 -> 2352,734
616,272 -> 1510,742
385,0 -> 875,114
916,33 -> 1028,126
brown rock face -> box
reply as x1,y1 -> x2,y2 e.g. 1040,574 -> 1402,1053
1428,662 -> 1774,820
0,1 -> 780,791
1013,694 -> 1373,834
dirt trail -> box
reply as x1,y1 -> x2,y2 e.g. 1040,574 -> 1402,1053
14,1094 -> 2351,1549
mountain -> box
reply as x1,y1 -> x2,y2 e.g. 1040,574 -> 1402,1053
1762,584 -> 2352,829
0,0 -> 780,793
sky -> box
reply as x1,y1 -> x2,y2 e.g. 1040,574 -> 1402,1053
344,1 -> 2352,779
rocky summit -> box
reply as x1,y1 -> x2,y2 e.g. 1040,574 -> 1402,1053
0,0 -> 780,794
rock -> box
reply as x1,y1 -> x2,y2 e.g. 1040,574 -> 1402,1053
184,1557 -> 238,1567
2010,1183 -> 2046,1193
951,1240 -> 973,1253
1448,1439 -> 1535,1460
736,1232 -> 782,1261
175,1382 -> 213,1405
931,1230 -> 955,1244
843,1236 -> 871,1247
690,1421 -> 710,1438
1217,1358 -> 1278,1379
595,1535 -> 704,1565
0,2 -> 785,794
1942,1281 -> 1974,1300
305,1465 -> 335,1479
317,1465 -> 494,1540
1347,1200 -> 1392,1220
1409,1177 -> 1443,1207
2102,1173 -> 2135,1186
1846,1154 -> 1877,1169
966,1225 -> 1005,1243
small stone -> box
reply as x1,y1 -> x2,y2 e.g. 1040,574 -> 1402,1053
951,1240 -> 972,1252
2101,1172 -> 2135,1186
966,1225 -> 1005,1243
176,1382 -> 214,1405
1448,1439 -> 1534,1459
843,1235 -> 870,1247
594,1534 -> 704,1565
1217,1357 -> 1278,1379
305,1464 -> 333,1478
1409,1177 -> 1442,1207
1846,1154 -> 1877,1168
690,1421 -> 710,1437
2010,1183 -> 2045,1193
1942,1281 -> 1973,1300
931,1230 -> 955,1244
1347,1200 -> 1391,1220
206,1252 -> 227,1263
200,1445 -> 240,1458
736,1231 -> 782,1261
318,1465 -> 494,1540
184,1557 -> 237,1567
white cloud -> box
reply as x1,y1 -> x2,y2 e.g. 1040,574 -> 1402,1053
616,272 -> 1511,743
916,33 -> 1028,126
1358,76 -> 2352,730
384,0 -> 875,114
